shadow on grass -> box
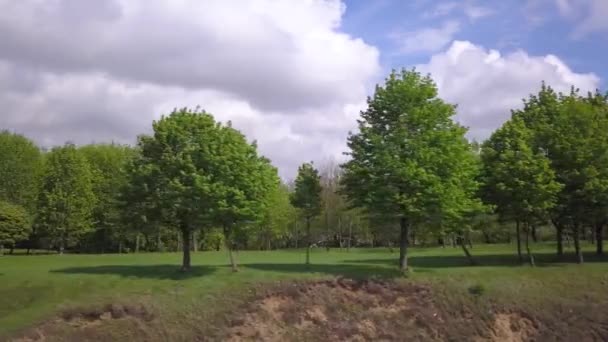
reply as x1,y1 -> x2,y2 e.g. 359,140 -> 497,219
348,251 -> 608,268
242,263 -> 401,279
51,264 -> 217,280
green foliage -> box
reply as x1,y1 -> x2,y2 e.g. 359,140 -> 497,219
291,163 -> 322,219
79,144 -> 136,252
341,69 -> 477,223
255,183 -> 296,249
0,131 -> 42,211
36,144 -> 96,251
202,229 -> 225,251
0,201 -> 30,249
481,117 -> 561,224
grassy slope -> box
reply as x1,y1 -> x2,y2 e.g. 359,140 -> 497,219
1,243 -> 608,338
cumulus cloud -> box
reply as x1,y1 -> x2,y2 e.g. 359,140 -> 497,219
394,21 -> 460,54
417,40 -> 600,139
0,0 -> 381,178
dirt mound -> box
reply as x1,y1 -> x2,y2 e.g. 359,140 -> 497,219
12,303 -> 154,342
226,278 -> 447,341
488,312 -> 538,342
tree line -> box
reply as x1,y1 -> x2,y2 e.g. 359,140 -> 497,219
1,69 -> 607,272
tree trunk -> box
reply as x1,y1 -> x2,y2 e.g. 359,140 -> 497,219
325,210 -> 330,252
460,237 -> 476,265
0,244 -> 3,256
525,223 -> 535,267
59,233 -> 65,255
157,228 -> 163,252
118,240 -> 123,254
181,228 -> 191,271
516,220 -> 522,263
176,231 -> 182,252
223,226 -> 238,272
399,217 -> 409,272
555,222 -> 564,257
467,233 -> 473,249
337,217 -> 342,250
294,220 -> 299,249
596,223 -> 604,255
135,234 -> 140,253
305,217 -> 311,266
531,225 -> 538,243
347,220 -> 352,252
573,224 -> 583,264
193,231 -> 198,252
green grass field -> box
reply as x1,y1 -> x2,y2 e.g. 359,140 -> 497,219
2,243 -> 608,340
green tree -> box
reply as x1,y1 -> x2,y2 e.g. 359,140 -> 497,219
0,131 -> 42,210
132,108 -> 274,271
211,126 -> 277,271
290,162 -> 322,265
256,182 -> 295,250
549,94 -> 608,262
79,143 -> 135,252
0,201 -> 30,255
341,69 -> 476,272
36,144 -> 96,254
481,117 -> 561,265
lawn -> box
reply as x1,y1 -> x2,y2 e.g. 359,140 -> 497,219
2,242 -> 608,340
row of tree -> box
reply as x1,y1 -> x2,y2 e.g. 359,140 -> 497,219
1,69 -> 606,272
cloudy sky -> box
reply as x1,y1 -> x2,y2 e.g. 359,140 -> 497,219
0,0 -> 605,178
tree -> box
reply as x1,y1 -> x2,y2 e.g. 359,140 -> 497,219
341,69 -> 477,272
36,144 -> 96,254
0,201 -> 30,255
548,93 -> 608,262
132,108 -> 275,271
481,117 -> 561,265
290,162 -> 322,265
0,131 -> 42,209
256,183 -> 295,250
210,126 -> 278,271
79,143 -> 135,253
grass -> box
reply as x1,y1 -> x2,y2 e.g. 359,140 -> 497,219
1,242 -> 608,339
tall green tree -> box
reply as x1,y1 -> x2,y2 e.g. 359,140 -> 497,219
79,143 -> 135,252
36,144 -> 96,254
290,162 -> 322,265
211,126 -> 277,271
256,182 -> 295,250
481,117 -> 561,265
341,69 -> 477,272
0,131 -> 42,210
0,201 -> 30,255
132,108 -> 275,271
549,93 -> 608,262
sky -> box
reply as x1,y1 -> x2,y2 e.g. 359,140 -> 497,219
0,0 -> 605,179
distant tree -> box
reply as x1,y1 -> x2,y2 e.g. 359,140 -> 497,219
211,126 -> 277,272
36,144 -> 96,254
79,143 -> 135,253
256,183 -> 295,250
0,131 -> 42,210
341,69 -> 477,272
0,201 -> 30,255
481,117 -> 561,265
290,162 -> 322,265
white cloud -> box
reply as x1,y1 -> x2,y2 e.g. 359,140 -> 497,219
424,1 -> 494,20
417,40 -> 600,140
0,0 -> 381,179
394,20 -> 460,54
527,0 -> 608,36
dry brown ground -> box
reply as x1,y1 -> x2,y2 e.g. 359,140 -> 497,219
9,277 -> 608,342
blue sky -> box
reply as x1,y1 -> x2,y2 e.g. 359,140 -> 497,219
342,0 -> 606,87
0,0 -> 605,178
